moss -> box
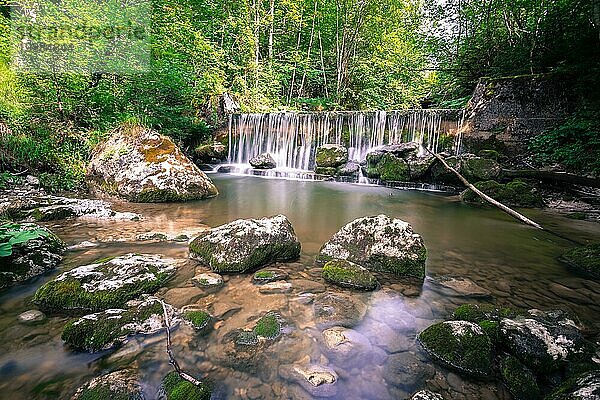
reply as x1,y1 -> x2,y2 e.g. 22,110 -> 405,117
315,167 -> 337,176
140,137 -> 177,163
253,312 -> 281,339
76,385 -> 139,400
560,243 -> 600,279
418,321 -> 493,378
322,259 -> 379,291
235,330 -> 259,346
33,266 -> 172,314
254,271 -> 275,279
478,320 -> 500,343
461,157 -> 500,181
500,355 -> 541,400
190,239 -> 300,274
161,371 -> 212,400
377,153 -> 410,182
565,212 -> 586,220
462,180 -> 544,208
315,146 -> 347,168
478,149 -> 500,160
368,246 -> 427,278
183,310 -> 212,332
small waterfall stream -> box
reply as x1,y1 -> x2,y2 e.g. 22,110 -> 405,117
227,109 -> 465,172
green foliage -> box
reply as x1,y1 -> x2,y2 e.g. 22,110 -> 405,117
560,243 -> 600,280
0,223 -> 49,257
529,109 -> 600,175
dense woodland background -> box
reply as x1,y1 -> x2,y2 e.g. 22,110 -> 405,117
0,0 -> 598,190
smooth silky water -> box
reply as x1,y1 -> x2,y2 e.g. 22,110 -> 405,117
1,174 -> 599,399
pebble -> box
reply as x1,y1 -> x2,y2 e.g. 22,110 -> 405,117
18,310 -> 46,324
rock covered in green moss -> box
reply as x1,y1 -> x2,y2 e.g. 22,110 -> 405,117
317,214 -> 427,278
560,243 -> 600,280
431,155 -> 462,185
194,142 -> 227,163
406,154 -> 436,180
366,152 -> 410,181
315,144 -> 348,168
183,309 -> 212,332
161,371 -> 212,400
249,153 -> 276,169
253,311 -> 282,339
191,272 -> 224,289
62,295 -> 176,352
252,268 -> 288,284
315,167 -> 337,176
461,179 -> 544,208
500,355 -> 541,400
189,215 -> 301,273
460,155 -> 501,181
418,320 -> 493,378
452,303 -> 519,323
87,123 -> 218,202
322,259 -> 379,291
336,161 -> 360,177
478,149 -> 500,160
546,370 -> 600,400
33,253 -> 177,313
72,369 -> 145,400
499,310 -> 591,373
0,223 -> 65,289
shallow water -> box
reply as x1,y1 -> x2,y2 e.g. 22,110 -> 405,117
1,174 -> 599,399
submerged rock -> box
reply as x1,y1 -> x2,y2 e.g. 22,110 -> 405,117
18,309 -> 46,325
258,281 -> 293,294
249,153 -> 277,169
322,259 -> 379,291
313,292 -> 367,328
428,276 -> 491,298
161,371 -> 212,400
191,272 -> 224,289
189,215 -> 301,273
33,253 -> 177,313
252,268 -> 289,284
279,360 -> 338,398
317,214 -> 427,278
321,326 -> 371,360
316,144 -> 348,168
87,124 -> 218,202
182,309 -> 213,333
500,354 -> 541,400
72,369 -> 145,400
560,243 -> 600,280
382,351 -> 436,391
546,370 -> 600,400
418,320 -> 494,378
0,223 -> 65,289
62,295 -> 176,352
499,310 -> 590,373
461,179 -> 544,208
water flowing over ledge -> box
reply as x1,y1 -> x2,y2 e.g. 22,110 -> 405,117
227,109 -> 466,172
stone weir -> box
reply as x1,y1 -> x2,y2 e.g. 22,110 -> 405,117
226,110 -> 466,171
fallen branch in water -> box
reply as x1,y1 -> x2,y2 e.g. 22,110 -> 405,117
160,300 -> 204,387
425,148 -> 545,230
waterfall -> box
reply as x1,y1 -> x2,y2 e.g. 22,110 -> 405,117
228,110 -> 465,171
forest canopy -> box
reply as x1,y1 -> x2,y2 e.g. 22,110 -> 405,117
0,0 -> 598,188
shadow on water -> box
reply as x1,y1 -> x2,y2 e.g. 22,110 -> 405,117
1,174 -> 599,399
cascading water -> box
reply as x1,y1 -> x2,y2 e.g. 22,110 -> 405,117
227,109 -> 465,173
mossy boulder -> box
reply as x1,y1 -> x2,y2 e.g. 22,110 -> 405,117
461,155 -> 501,181
253,311 -> 282,340
366,152 -> 410,181
72,369 -> 144,400
461,179 -> 544,208
194,142 -> 227,163
183,309 -> 213,333
322,259 -> 379,291
317,214 -> 427,278
62,295 -> 175,352
161,371 -> 212,400
0,223 -> 65,289
478,149 -> 500,160
499,310 -> 591,373
189,215 -> 301,273
560,243 -> 600,280
406,154 -> 436,180
500,355 -> 541,400
33,253 -> 177,313
418,320 -> 494,378
87,124 -> 218,202
336,162 -> 360,177
315,167 -> 337,176
431,156 -> 462,185
249,153 -> 276,169
452,303 -> 519,323
315,144 -> 348,168
546,370 -> 600,400
252,269 -> 288,284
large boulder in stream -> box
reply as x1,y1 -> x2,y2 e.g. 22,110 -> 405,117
0,223 -> 65,289
87,124 -> 218,202
62,295 -> 177,352
249,153 -> 277,169
461,179 -> 544,208
194,142 -> 228,164
316,144 -> 348,168
547,370 -> 600,400
317,215 -> 427,278
418,320 -> 494,378
189,215 -> 301,273
33,253 -> 177,313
